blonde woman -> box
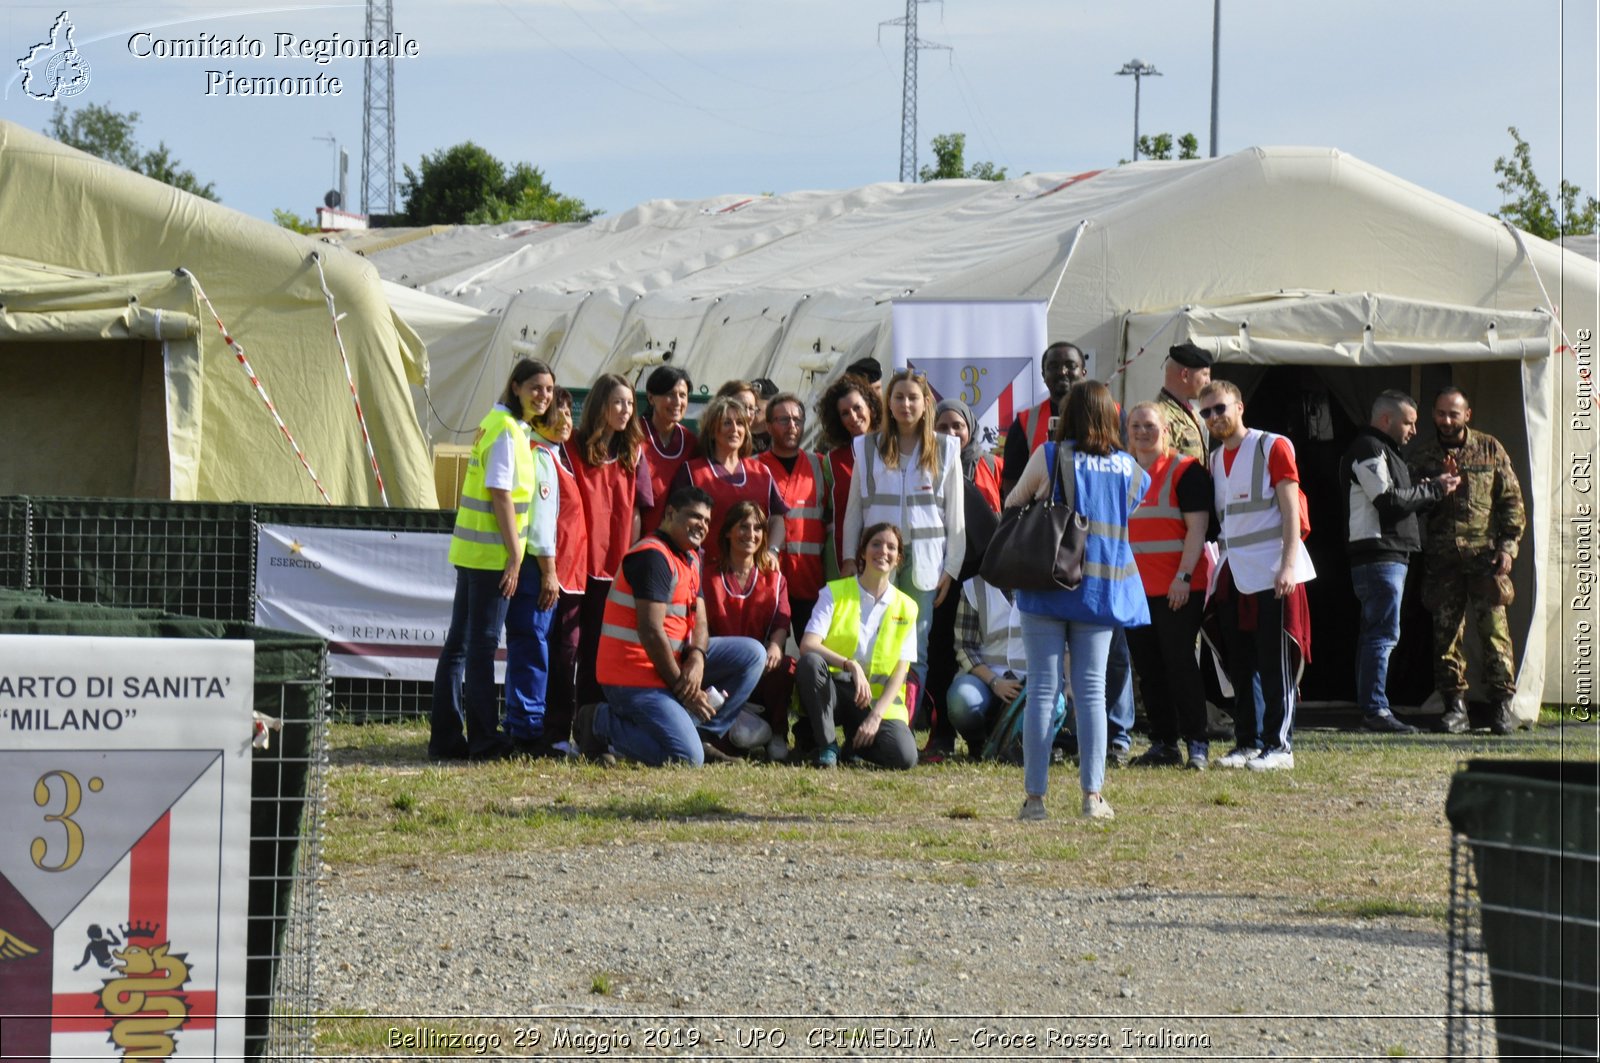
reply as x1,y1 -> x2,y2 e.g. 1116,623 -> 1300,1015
840,368 -> 964,697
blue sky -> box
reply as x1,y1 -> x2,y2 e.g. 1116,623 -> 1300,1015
4,1 -> 1596,225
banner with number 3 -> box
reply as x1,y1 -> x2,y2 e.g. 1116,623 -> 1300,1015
0,636 -> 252,1061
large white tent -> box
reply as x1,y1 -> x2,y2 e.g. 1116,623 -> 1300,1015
366,146 -> 1595,712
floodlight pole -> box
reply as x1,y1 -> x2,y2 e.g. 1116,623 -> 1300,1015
1115,59 -> 1161,160
1210,0 -> 1221,157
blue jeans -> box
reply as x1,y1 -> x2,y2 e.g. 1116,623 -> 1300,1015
945,672 -> 1004,750
595,636 -> 766,766
1351,561 -> 1407,718
430,566 -> 511,759
504,556 -> 556,742
1021,612 -> 1114,798
1105,625 -> 1134,752
896,574 -> 937,692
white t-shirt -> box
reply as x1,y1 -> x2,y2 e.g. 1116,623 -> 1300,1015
805,580 -> 917,669
483,404 -> 519,491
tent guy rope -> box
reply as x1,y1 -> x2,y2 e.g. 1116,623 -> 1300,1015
179,268 -> 333,505
312,252 -> 389,507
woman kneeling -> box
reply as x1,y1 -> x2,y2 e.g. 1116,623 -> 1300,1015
796,523 -> 919,769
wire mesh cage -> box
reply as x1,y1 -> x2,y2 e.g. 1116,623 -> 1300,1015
1446,831 -> 1496,1059
0,598 -> 329,1062
1445,759 -> 1600,1060
0,497 -> 458,722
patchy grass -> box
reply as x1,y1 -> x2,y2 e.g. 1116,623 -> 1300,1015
323,720 -> 1590,905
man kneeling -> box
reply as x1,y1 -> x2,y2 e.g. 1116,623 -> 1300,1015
576,487 -> 766,765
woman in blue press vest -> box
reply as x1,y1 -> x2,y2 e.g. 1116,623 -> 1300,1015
429,359 -> 547,762
1005,380 -> 1150,820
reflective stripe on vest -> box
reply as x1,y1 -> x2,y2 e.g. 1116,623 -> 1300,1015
596,537 -> 700,688
1019,399 -> 1053,452
821,576 -> 917,724
1129,452 -> 1200,595
857,433 -> 950,589
449,408 -> 534,570
759,449 -> 828,598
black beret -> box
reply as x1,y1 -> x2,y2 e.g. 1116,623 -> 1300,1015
845,357 -> 883,383
1168,341 -> 1214,369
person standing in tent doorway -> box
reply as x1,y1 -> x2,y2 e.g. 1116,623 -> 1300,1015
429,359 -> 549,762
1001,341 -> 1085,498
1156,341 -> 1213,460
1199,379 -> 1315,771
1341,390 -> 1459,736
1409,386 -> 1525,735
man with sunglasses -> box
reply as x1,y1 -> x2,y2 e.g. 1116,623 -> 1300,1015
1198,380 -> 1316,771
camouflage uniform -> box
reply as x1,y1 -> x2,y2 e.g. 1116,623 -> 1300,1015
1156,388 -> 1207,461
1409,427 -> 1525,700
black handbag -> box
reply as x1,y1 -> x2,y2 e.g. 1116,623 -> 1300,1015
979,443 -> 1089,591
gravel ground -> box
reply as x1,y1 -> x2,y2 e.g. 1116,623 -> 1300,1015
316,842 -> 1460,1060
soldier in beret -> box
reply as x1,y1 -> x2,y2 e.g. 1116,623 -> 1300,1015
1157,341 -> 1213,460
1408,386 -> 1526,734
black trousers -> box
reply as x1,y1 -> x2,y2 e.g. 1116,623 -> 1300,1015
1125,593 -> 1207,746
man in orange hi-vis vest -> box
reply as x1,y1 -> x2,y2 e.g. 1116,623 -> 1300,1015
574,486 -> 767,766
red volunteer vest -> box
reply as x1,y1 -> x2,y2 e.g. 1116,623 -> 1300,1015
1129,452 -> 1210,596
687,456 -> 776,572
640,419 -> 697,536
826,445 -> 854,565
596,537 -> 699,688
703,565 -> 785,644
757,449 -> 827,600
567,442 -> 638,581
535,438 -> 589,594
1018,398 -> 1054,452
971,453 -> 1004,511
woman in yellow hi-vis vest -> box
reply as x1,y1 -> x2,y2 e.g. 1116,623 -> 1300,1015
795,523 -> 919,769
429,359 -> 551,762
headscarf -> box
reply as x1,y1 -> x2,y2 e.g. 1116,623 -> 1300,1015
935,397 -> 987,478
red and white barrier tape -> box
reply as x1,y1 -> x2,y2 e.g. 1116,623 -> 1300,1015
1110,306 -> 1187,381
312,252 -> 389,506
179,268 -> 333,504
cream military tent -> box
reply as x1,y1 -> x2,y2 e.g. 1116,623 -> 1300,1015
0,120 -> 436,507
368,146 -> 1595,713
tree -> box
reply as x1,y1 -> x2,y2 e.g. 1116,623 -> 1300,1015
273,209 -> 318,234
918,132 -> 1008,182
48,101 -> 218,200
1492,126 -> 1598,239
1120,132 -> 1200,165
401,142 -> 598,225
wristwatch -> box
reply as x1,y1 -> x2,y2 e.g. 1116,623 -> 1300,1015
1176,572 -> 1192,584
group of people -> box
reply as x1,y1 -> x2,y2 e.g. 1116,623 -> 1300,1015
429,339 -> 1527,821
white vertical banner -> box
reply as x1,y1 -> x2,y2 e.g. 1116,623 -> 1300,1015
255,524 -> 504,681
0,636 -> 253,1061
890,299 -> 1049,449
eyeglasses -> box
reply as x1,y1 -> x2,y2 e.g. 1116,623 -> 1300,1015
1198,403 -> 1231,420
769,415 -> 803,426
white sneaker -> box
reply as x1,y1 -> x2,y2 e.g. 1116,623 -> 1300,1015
1216,746 -> 1261,769
728,710 -> 773,750
1081,793 -> 1115,820
765,736 -> 790,762
1246,749 -> 1295,771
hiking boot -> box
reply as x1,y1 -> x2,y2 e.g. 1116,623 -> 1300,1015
1130,743 -> 1184,767
1081,793 -> 1115,820
573,703 -> 614,765
1216,746 -> 1261,769
1437,694 -> 1470,734
1247,748 -> 1295,771
1361,712 -> 1419,735
1490,699 -> 1518,736
1018,796 -> 1047,821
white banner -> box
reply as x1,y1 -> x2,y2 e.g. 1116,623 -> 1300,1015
890,299 -> 1049,450
0,635 -> 253,1061
254,524 -> 504,681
